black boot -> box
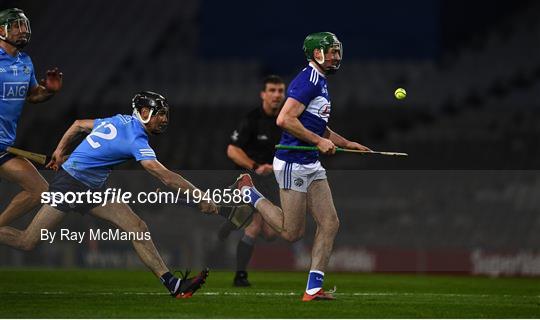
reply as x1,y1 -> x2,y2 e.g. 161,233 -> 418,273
233,270 -> 251,287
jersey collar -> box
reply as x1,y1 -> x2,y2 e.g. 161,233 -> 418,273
308,62 -> 326,79
0,47 -> 22,59
132,114 -> 150,137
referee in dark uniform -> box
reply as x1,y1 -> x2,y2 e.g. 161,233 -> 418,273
220,75 -> 286,286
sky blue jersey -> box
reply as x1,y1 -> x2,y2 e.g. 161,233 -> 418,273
62,114 -> 157,188
0,48 -> 38,151
275,63 -> 331,164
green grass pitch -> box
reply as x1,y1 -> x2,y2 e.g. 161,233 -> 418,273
0,268 -> 538,318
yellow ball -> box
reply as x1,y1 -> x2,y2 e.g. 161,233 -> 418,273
395,88 -> 407,100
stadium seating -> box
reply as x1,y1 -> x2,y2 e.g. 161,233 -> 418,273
2,0 -> 539,272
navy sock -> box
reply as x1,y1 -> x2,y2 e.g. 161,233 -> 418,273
241,186 -> 265,207
160,272 -> 181,293
305,270 -> 324,295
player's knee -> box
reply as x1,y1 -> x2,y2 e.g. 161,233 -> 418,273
27,182 -> 48,205
317,215 -> 339,235
334,216 -> 340,230
131,219 -> 149,234
244,223 -> 262,238
244,228 -> 260,239
283,230 -> 304,243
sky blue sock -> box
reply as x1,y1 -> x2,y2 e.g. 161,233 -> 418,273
305,270 -> 324,295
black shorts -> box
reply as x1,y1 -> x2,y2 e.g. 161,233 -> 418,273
48,169 -> 106,214
0,151 -> 16,167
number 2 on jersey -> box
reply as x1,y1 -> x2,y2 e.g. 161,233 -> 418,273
86,122 -> 118,148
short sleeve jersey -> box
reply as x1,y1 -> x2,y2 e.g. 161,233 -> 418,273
229,107 -> 282,165
275,63 -> 330,164
0,48 -> 38,151
62,114 -> 157,188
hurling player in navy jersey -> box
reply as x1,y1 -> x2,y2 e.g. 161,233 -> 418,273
0,91 -> 216,298
232,32 -> 371,301
0,8 -> 63,227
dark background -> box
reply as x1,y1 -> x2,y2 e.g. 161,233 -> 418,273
0,0 -> 538,274
0,0 -> 537,170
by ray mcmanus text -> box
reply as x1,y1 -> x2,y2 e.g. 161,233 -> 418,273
41,228 -> 151,244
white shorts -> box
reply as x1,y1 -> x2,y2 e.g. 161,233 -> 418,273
273,157 -> 327,193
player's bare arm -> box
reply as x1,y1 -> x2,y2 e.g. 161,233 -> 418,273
26,67 -> 63,103
323,127 -> 371,151
140,159 -> 218,214
227,144 -> 258,170
276,97 -> 336,154
46,119 -> 94,170
227,144 -> 273,176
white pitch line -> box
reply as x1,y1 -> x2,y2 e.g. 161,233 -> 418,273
1,291 -> 539,299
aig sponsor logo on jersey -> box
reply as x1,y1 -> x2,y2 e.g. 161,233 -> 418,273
2,82 -> 28,101
317,104 -> 331,119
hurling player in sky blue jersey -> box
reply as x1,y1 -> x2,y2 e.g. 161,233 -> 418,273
0,8 -> 63,227
232,32 -> 371,301
0,92 -> 217,298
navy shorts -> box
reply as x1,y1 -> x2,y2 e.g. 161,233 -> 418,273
0,151 -> 16,167
48,169 -> 105,213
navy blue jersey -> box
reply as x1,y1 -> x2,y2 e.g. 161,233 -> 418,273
62,114 -> 157,188
275,63 -> 330,164
0,48 -> 38,150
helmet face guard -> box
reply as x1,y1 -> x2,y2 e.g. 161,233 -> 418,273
0,8 -> 31,49
303,32 -> 343,74
132,91 -> 170,126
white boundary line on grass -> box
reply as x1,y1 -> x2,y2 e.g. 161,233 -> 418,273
2,291 -> 539,298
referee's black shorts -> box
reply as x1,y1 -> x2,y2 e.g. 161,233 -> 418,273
251,173 -> 280,206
